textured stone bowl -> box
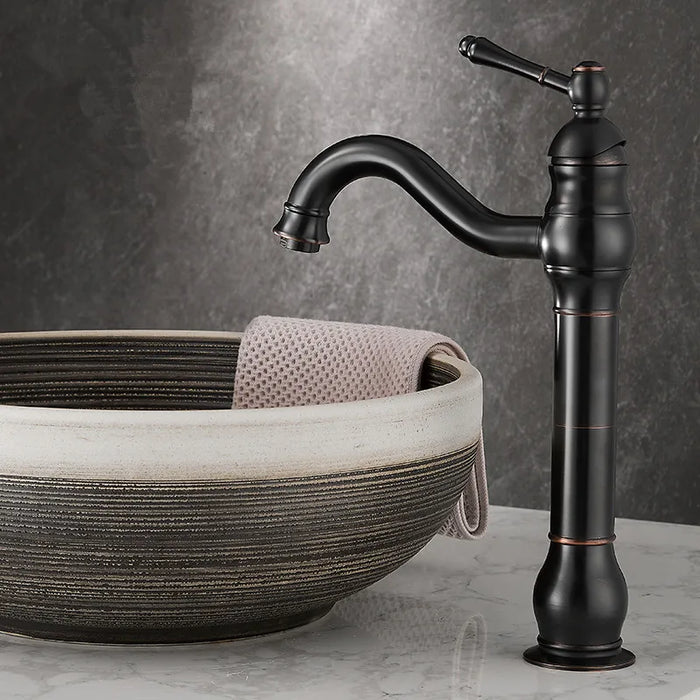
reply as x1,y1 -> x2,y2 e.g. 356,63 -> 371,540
0,330 -> 482,643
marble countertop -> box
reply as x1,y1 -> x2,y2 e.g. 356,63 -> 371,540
1,506 -> 698,700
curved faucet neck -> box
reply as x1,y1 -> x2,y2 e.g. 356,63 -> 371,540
274,135 -> 540,259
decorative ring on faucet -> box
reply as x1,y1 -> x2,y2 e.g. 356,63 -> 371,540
548,534 -> 616,546
554,309 -> 618,317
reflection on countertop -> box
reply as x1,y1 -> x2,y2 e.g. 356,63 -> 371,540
0,506 -> 698,700
334,592 -> 486,699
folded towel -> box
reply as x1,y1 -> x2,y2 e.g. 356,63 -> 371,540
233,316 -> 488,539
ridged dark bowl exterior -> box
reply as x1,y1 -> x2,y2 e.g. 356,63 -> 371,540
0,332 -> 477,643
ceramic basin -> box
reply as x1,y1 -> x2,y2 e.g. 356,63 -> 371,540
0,330 -> 482,643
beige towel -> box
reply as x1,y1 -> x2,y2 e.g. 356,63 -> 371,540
233,316 -> 488,539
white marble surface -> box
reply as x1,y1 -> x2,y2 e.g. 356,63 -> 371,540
1,506 -> 698,700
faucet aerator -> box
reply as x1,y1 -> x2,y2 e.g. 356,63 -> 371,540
272,203 -> 330,254
275,234 -> 321,254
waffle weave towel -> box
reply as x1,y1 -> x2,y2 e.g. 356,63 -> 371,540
233,316 -> 488,539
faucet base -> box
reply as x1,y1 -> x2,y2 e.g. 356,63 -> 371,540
523,642 -> 635,671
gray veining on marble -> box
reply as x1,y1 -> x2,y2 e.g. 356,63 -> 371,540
0,506 -> 698,699
0,1 -> 698,524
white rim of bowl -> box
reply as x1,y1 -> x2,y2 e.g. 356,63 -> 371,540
0,330 -> 482,480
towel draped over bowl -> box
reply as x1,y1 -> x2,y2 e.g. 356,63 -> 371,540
233,315 -> 488,540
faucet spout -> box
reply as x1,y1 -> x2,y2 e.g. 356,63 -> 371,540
273,135 -> 540,258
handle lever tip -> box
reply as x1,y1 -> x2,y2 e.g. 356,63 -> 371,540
458,35 -> 477,58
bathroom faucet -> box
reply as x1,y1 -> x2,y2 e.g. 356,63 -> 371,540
273,36 -> 635,671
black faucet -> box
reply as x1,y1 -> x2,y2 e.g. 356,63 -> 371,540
273,36 -> 636,671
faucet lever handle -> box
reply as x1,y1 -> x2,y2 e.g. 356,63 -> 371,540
459,35 -> 570,95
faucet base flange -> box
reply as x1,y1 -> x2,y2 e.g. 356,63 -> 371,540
523,643 -> 635,671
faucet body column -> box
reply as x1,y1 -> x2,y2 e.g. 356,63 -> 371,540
525,145 -> 636,670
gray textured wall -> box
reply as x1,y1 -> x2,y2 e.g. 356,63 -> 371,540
1,1 -> 698,524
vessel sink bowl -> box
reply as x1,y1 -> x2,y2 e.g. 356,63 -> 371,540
0,330 -> 482,643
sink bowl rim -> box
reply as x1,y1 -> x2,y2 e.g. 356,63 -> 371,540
0,328 -> 478,421
0,328 -> 482,481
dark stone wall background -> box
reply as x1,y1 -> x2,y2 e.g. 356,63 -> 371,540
0,1 -> 698,523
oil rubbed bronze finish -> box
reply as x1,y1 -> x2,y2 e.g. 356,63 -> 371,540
549,534 -> 616,546
555,310 -> 618,317
573,63 -> 606,72
273,35 -> 636,671
554,425 -> 614,429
